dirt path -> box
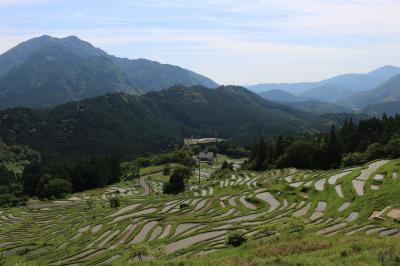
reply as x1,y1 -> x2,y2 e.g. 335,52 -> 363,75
139,176 -> 151,196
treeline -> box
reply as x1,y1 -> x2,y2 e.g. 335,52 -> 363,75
23,156 -> 121,199
0,156 -> 121,206
248,114 -> 400,170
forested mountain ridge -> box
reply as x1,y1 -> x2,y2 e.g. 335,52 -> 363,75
0,44 -> 136,108
0,35 -> 218,109
0,85 -> 359,163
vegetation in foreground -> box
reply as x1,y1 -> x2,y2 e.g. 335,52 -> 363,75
132,234 -> 400,266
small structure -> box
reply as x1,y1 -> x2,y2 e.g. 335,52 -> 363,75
198,151 -> 214,162
184,138 -> 223,146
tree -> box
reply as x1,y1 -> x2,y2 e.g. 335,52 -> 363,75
342,152 -> 368,167
163,166 -> 191,194
387,136 -> 400,158
365,143 -> 387,160
253,138 -> 268,170
276,140 -> 325,169
326,125 -> 343,168
38,178 -> 72,199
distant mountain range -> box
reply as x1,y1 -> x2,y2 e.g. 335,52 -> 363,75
251,66 -> 400,115
247,65 -> 400,96
0,35 -> 217,109
0,85 -> 361,162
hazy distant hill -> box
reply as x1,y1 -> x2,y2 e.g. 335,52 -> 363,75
0,85 -> 358,162
362,100 -> 400,117
0,35 -> 218,109
280,100 -> 354,114
259,89 -> 299,102
343,73 -> 400,107
298,83 -> 353,103
247,65 -> 400,96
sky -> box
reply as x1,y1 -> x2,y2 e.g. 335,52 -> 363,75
1,0 -> 400,85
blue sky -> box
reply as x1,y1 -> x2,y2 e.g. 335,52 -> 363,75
1,0 -> 400,84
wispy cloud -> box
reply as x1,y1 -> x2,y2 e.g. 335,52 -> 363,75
1,0 -> 399,83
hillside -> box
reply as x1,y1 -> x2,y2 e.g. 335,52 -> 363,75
362,100 -> 400,117
1,157 -> 399,265
298,83 -> 352,103
343,73 -> 400,108
0,35 -> 218,109
0,45 -> 136,108
280,100 -> 354,114
0,85 -> 359,163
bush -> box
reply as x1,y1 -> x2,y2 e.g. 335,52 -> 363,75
340,249 -> 349,257
387,136 -> 400,158
259,222 -> 280,238
109,197 -> 120,208
38,178 -> 72,199
247,197 -> 262,205
365,143 -> 387,160
163,165 -> 171,175
342,152 -> 368,167
226,230 -> 247,247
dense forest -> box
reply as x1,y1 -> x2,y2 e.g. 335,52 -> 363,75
248,114 -> 400,170
0,85 -> 363,164
0,138 -> 122,206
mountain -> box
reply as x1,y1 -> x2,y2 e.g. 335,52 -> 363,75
247,65 -> 400,95
298,83 -> 353,103
343,73 -> 400,107
259,89 -> 299,102
0,35 -> 218,109
0,85 -> 358,162
321,65 -> 400,93
280,100 -> 354,114
110,57 -> 217,92
362,100 -> 400,117
247,82 -> 316,94
0,44 -> 135,108
0,35 -> 107,78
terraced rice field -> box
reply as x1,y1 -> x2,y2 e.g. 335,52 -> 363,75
1,159 -> 400,265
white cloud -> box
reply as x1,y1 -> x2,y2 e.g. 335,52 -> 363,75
0,0 -> 399,83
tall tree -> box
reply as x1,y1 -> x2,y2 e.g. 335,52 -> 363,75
326,125 -> 343,168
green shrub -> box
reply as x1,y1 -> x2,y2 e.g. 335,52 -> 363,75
340,249 -> 349,257
226,230 -> 247,247
247,197 -> 262,205
109,197 -> 120,208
